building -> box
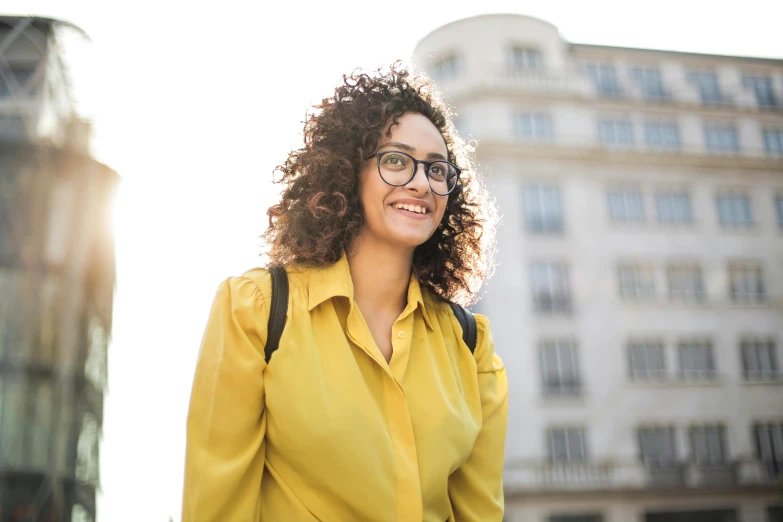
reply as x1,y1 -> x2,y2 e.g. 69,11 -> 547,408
413,14 -> 783,522
0,15 -> 117,522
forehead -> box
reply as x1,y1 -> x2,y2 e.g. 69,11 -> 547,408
380,113 -> 448,156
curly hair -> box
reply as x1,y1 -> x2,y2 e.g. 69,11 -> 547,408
263,62 -> 497,306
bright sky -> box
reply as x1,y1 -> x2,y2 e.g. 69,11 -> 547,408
3,0 -> 782,520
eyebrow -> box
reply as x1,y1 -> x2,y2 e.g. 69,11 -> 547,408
378,141 -> 447,161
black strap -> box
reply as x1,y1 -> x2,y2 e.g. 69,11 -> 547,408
449,302 -> 477,354
265,266 -> 289,363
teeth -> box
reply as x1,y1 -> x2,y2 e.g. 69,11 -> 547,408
394,203 -> 427,214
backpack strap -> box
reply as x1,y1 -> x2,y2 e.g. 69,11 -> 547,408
265,266 -> 289,363
449,302 -> 477,354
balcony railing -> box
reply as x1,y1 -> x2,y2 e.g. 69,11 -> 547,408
647,464 -> 686,487
688,463 -> 738,486
504,458 -> 776,493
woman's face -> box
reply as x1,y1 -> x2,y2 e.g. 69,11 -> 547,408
357,112 -> 450,252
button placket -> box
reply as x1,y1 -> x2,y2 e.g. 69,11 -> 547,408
389,314 -> 414,382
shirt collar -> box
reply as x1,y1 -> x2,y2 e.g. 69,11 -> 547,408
306,252 -> 434,330
307,253 -> 354,311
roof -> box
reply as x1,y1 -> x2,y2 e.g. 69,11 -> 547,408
571,42 -> 783,65
0,14 -> 90,40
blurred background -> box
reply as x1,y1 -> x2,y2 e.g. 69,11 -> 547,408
0,1 -> 781,521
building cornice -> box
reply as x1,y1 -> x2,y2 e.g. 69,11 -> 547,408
476,141 -> 783,172
570,43 -> 783,65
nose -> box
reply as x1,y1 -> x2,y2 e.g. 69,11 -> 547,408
406,162 -> 430,193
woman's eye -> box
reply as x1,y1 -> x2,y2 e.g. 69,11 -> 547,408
382,154 -> 407,166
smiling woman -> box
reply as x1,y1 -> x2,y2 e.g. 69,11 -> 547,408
182,62 -> 506,522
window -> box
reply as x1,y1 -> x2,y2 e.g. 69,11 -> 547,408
524,185 -> 562,233
586,63 -> 622,97
632,67 -> 668,100
678,339 -> 716,379
514,112 -> 553,141
741,338 -> 779,381
716,193 -> 753,227
690,425 -> 729,465
764,129 -> 783,156
0,65 -> 36,97
38,277 -> 59,366
599,119 -> 634,148
776,194 -> 783,227
629,340 -> 667,380
548,427 -> 587,462
688,70 -> 726,105
753,422 -> 783,479
72,505 -> 94,522
705,125 -> 740,155
646,122 -> 681,152
540,340 -> 581,396
618,264 -> 656,301
656,191 -> 692,224
434,54 -> 462,80
638,426 -> 678,467
530,262 -> 571,313
667,264 -> 704,302
85,317 -> 108,391
646,510 -> 738,522
53,389 -> 75,473
509,46 -> 543,70
30,380 -> 53,469
0,274 -> 23,361
0,378 -> 26,467
728,262 -> 765,304
75,413 -> 100,486
608,188 -> 644,222
743,75 -> 778,108
768,506 -> 783,522
0,113 -> 28,140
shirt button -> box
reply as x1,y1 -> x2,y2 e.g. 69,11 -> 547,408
397,331 -> 406,339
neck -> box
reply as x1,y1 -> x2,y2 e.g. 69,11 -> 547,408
347,237 -> 413,314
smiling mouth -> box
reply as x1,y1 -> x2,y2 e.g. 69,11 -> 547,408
391,203 -> 429,215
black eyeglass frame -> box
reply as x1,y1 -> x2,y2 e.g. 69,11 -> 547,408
364,150 -> 462,196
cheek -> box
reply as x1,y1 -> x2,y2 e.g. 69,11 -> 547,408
358,170 -> 389,218
357,170 -> 377,209
434,198 -> 449,224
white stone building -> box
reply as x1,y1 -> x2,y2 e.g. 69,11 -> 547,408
413,14 -> 783,522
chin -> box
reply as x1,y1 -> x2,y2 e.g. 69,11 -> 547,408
389,233 -> 432,250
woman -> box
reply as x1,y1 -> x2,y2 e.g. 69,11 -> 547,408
183,63 -> 507,522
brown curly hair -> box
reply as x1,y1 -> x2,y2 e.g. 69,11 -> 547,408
263,62 -> 497,306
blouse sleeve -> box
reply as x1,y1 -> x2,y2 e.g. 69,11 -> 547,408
448,314 -> 509,521
182,276 -> 269,521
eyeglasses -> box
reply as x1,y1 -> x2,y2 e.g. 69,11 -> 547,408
365,150 -> 461,196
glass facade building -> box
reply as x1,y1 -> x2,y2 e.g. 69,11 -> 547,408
0,16 -> 117,522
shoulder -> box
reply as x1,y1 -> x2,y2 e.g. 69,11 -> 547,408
422,290 -> 503,372
239,264 -> 311,301
472,312 -> 503,372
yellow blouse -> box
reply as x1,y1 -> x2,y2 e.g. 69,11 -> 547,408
183,254 -> 508,522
